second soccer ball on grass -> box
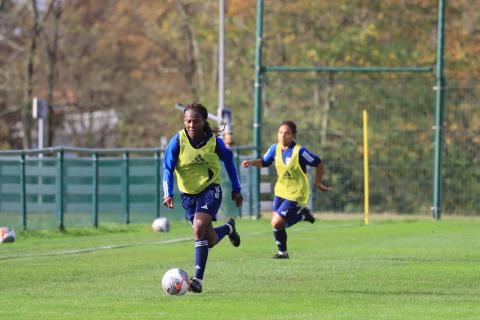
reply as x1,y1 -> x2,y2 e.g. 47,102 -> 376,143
152,217 -> 170,232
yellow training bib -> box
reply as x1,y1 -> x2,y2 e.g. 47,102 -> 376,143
175,130 -> 221,194
274,144 -> 309,205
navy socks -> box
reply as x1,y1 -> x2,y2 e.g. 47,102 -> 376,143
214,224 -> 231,242
194,240 -> 209,280
273,228 -> 287,252
193,223 -> 232,280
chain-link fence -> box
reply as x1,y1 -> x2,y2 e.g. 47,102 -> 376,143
1,77 -> 478,232
261,74 -> 479,215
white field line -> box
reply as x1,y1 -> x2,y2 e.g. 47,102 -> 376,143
0,222 -> 359,261
0,237 -> 193,261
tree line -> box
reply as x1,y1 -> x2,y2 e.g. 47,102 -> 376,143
0,0 -> 478,150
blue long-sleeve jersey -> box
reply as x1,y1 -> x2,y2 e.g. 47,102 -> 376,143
163,129 -> 241,198
261,142 -> 322,172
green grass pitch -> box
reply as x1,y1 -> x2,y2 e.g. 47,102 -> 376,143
0,217 -> 479,320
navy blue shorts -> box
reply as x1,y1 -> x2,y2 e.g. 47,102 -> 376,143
181,183 -> 222,224
272,196 -> 302,226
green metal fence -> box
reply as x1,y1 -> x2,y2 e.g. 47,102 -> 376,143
0,146 -> 255,230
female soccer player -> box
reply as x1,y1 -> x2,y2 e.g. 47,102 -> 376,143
163,102 -> 243,293
242,121 -> 330,259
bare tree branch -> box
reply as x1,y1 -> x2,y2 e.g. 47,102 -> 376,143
173,0 -> 204,98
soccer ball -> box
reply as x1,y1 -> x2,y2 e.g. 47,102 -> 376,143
0,226 -> 16,243
162,268 -> 190,295
152,217 -> 170,232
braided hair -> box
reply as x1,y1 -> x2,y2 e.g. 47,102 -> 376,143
184,102 -> 222,136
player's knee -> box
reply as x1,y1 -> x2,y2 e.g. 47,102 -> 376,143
271,218 -> 284,229
272,222 -> 283,229
193,224 -> 207,240
193,219 -> 208,235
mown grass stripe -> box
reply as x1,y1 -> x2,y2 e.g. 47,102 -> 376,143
0,237 -> 193,260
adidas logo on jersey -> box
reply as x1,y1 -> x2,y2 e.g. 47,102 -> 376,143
282,170 -> 293,179
190,155 -> 207,165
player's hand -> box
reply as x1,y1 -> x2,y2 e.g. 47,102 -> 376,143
232,191 -> 243,208
316,182 -> 331,192
241,160 -> 251,168
163,196 -> 174,208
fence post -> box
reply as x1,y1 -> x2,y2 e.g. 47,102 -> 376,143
252,0 -> 265,219
56,148 -> 64,230
432,0 -> 446,220
123,151 -> 130,224
19,152 -> 27,230
92,152 -> 99,227
233,149 -> 242,217
155,150 -> 161,218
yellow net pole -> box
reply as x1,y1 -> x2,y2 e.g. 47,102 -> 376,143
363,110 -> 369,225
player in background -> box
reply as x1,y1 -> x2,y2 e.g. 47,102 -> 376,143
242,121 -> 330,259
163,102 -> 243,293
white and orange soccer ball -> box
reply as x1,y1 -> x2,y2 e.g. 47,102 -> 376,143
0,226 -> 16,243
152,217 -> 170,232
161,268 -> 190,295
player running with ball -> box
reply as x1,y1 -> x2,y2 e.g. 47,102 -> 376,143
242,121 -> 330,259
163,102 -> 243,293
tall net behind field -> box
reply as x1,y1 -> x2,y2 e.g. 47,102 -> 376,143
262,74 -> 479,215
442,80 -> 480,215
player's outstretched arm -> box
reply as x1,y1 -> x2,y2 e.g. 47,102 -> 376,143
241,159 -> 263,168
315,163 -> 331,192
